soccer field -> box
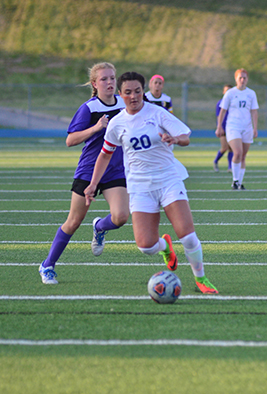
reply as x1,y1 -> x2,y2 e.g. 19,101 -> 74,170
0,138 -> 267,394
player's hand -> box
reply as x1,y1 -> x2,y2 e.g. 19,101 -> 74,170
84,184 -> 97,206
253,129 -> 258,138
159,132 -> 178,146
95,115 -> 109,131
215,127 -> 223,138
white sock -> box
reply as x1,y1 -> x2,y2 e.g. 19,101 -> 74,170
180,232 -> 204,278
138,237 -> 166,255
239,168 -> 245,185
232,162 -> 241,182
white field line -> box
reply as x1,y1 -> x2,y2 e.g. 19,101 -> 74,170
1,222 -> 266,227
1,189 -> 267,193
2,174 -> 267,179
1,262 -> 266,266
1,295 -> 267,301
1,183 -> 71,185
1,209 -> 267,213
1,338 -> 267,347
1,240 -> 266,244
1,181 -> 265,186
1,198 -> 267,201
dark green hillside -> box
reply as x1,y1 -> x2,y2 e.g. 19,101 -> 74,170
1,0 -> 267,84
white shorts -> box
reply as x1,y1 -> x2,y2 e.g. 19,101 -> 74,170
129,180 -> 188,214
226,128 -> 253,144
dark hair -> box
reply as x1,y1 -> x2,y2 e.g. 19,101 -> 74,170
117,71 -> 146,91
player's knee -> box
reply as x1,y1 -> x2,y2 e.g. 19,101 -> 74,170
112,211 -> 129,227
180,232 -> 200,250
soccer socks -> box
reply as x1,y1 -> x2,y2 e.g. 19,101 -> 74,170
95,214 -> 120,232
214,150 -> 224,163
228,151 -> 233,169
43,227 -> 72,268
180,232 -> 204,278
239,168 -> 246,185
232,162 -> 241,182
138,238 -> 166,255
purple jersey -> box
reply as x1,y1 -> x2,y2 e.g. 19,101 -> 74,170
216,99 -> 228,131
68,95 -> 125,182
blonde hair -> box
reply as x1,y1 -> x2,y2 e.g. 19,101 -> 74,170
84,62 -> 116,97
234,68 -> 248,80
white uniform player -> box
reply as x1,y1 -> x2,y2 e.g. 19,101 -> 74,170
216,68 -> 258,190
85,71 -> 218,294
103,101 -> 189,195
220,86 -> 259,143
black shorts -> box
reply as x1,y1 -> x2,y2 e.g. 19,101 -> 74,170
71,178 -> 127,197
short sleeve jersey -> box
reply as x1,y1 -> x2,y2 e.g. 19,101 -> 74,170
145,91 -> 173,113
220,87 -> 259,131
103,101 -> 191,193
68,95 -> 125,182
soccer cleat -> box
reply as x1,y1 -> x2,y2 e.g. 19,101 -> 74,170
159,234 -> 178,271
227,168 -> 232,173
238,184 -> 246,190
231,180 -> 239,190
195,276 -> 218,294
39,262 -> 58,284
91,217 -> 108,256
213,162 -> 219,172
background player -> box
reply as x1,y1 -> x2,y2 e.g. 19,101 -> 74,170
215,68 -> 259,190
39,62 -> 129,284
213,84 -> 233,172
145,74 -> 173,113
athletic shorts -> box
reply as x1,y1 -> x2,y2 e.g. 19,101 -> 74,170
129,180 -> 188,214
226,128 -> 253,144
71,178 -> 126,197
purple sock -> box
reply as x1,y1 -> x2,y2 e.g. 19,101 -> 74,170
214,150 -> 224,163
43,227 -> 72,268
228,151 -> 233,169
95,214 -> 119,232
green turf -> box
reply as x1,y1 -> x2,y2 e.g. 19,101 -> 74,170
0,138 -> 267,393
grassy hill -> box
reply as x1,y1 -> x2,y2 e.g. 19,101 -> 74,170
1,0 -> 267,85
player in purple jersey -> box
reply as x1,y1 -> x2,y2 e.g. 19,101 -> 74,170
213,84 -> 233,172
39,62 -> 129,284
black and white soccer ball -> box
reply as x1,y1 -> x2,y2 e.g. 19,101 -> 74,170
147,271 -> 182,304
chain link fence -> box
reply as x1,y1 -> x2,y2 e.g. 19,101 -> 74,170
0,83 -> 266,131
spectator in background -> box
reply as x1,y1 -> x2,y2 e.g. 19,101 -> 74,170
39,62 -> 129,284
145,74 -> 173,113
216,68 -> 259,190
213,84 -> 233,172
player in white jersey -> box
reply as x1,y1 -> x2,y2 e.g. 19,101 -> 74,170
215,68 -> 259,190
145,74 -> 173,113
84,71 -> 218,294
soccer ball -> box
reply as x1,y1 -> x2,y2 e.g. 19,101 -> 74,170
147,271 -> 182,304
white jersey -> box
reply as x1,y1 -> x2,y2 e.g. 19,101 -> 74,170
103,101 -> 191,193
220,86 -> 259,131
145,91 -> 173,112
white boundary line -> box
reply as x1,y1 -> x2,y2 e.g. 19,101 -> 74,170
1,222 -> 266,227
1,295 -> 267,301
0,339 -> 267,347
1,240 -> 266,244
1,198 -> 267,201
1,189 -> 267,193
1,209 -> 267,213
1,262 -> 267,266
